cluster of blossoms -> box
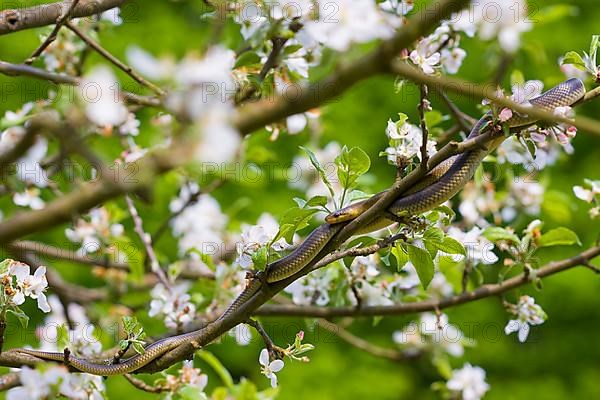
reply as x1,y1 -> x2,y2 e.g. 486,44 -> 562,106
452,0 -> 531,53
384,114 -> 437,166
504,295 -> 547,342
127,44 -> 240,164
0,102 -> 50,208
149,282 -> 197,330
284,268 -> 337,306
408,20 -> 468,75
7,365 -> 105,400
446,363 -> 490,400
447,227 -> 499,265
236,213 -> 294,268
393,313 -> 468,358
169,183 -> 229,257
37,295 -> 102,357
0,260 -> 50,313
161,360 -> 209,395
65,207 -> 125,256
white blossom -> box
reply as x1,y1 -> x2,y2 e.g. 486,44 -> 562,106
393,313 -> 466,357
164,361 -> 208,393
0,129 -> 50,188
81,66 -> 128,128
409,40 -> 441,75
167,46 -> 241,164
259,348 -> 284,388
504,295 -> 547,342
304,0 -> 401,52
1,261 -> 50,313
447,227 -> 498,265
441,47 -> 467,74
65,207 -> 124,255
453,0 -> 532,53
119,112 -> 140,136
447,363 -> 490,400
170,187 -> 228,257
13,187 -> 45,210
149,282 -> 196,329
384,116 -> 437,165
125,46 -> 174,80
229,323 -> 252,346
37,295 -> 102,357
573,180 -> 600,203
501,180 -> 544,221
380,0 -> 414,16
7,365 -> 105,400
100,7 -> 122,25
284,269 -> 334,306
236,213 -> 292,269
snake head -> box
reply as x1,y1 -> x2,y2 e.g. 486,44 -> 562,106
325,208 -> 356,224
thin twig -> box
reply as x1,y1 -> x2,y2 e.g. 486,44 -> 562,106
434,88 -> 476,133
24,0 -> 81,65
65,21 -> 166,96
316,318 -> 416,362
124,374 -> 168,393
246,318 -> 280,359
418,84 -> 430,166
125,196 -> 170,288
0,60 -> 162,107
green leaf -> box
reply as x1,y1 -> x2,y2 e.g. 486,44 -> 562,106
132,342 -> 145,355
538,227 -> 581,247
273,206 -> 320,244
300,146 -> 336,200
251,246 -> 269,270
122,315 -> 137,334
335,146 -> 371,191
590,34 -> 600,65
407,244 -> 435,288
234,51 -> 261,68
424,110 -> 447,128
561,51 -> 587,71
56,323 -> 70,350
179,384 -> 208,400
7,307 -> 29,328
305,195 -> 329,208
0,259 -> 12,275
436,237 -> 466,256
392,243 -> 409,270
482,227 -> 520,245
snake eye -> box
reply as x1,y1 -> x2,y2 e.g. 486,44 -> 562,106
325,210 -> 349,224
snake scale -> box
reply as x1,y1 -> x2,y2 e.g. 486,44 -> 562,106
8,78 -> 585,375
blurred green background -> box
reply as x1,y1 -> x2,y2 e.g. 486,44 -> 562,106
0,0 -> 599,399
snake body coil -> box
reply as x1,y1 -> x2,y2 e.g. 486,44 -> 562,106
8,78 -> 585,375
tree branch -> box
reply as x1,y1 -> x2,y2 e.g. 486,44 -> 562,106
255,246 -> 600,318
24,0 -> 82,65
0,0 -> 124,35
